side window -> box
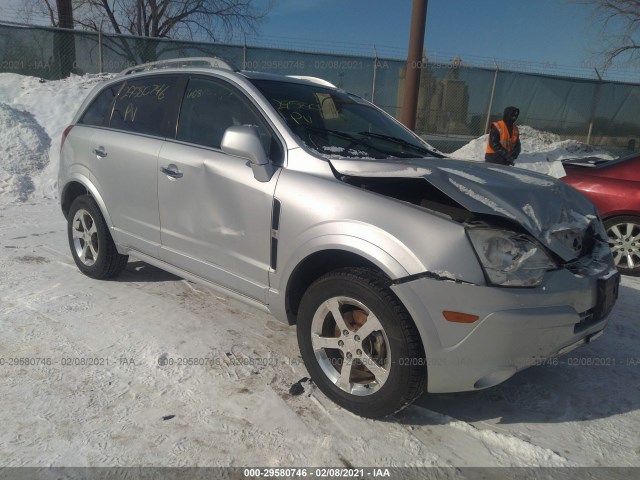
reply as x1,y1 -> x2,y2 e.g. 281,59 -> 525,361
177,77 -> 281,161
110,77 -> 178,136
79,83 -> 121,127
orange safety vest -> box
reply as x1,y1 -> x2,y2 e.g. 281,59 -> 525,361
486,120 -> 519,154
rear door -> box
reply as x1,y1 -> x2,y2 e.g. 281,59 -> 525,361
157,75 -> 283,302
87,75 -> 180,257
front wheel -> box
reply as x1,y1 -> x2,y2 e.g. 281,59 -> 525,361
604,216 -> 640,276
67,195 -> 128,279
297,268 -> 427,418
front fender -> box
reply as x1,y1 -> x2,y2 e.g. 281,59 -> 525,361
267,231 -> 412,324
280,233 -> 410,286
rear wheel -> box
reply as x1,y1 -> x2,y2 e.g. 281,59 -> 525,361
297,267 -> 426,418
67,195 -> 128,279
604,216 -> 640,276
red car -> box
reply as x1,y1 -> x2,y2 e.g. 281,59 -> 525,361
561,154 -> 640,276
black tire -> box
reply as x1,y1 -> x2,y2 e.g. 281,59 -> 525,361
297,267 -> 427,418
604,216 -> 640,276
67,195 -> 128,279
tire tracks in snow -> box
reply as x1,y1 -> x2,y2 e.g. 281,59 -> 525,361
0,202 -> 615,467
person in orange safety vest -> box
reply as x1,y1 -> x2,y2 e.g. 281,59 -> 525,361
485,106 -> 521,166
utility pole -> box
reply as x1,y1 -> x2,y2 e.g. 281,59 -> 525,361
401,0 -> 428,130
55,0 -> 76,77
56,0 -> 74,29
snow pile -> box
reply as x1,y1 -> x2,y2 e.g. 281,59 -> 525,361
451,125 -> 615,178
0,104 -> 50,202
0,73 -> 111,204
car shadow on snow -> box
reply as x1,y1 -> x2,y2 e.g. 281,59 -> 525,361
114,260 -> 181,283
407,284 -> 640,425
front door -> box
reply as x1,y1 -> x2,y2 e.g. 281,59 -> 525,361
157,76 -> 283,302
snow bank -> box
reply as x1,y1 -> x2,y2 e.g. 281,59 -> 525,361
0,104 -> 50,202
450,125 -> 615,178
0,73 -> 111,204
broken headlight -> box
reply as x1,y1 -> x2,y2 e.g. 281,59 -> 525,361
467,229 -> 556,287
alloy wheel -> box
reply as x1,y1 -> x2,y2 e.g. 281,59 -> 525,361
607,221 -> 640,270
71,208 -> 99,267
310,296 -> 391,396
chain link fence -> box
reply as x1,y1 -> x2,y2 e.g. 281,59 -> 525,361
1,21 -> 639,154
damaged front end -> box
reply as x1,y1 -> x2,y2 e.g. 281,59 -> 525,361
327,157 -> 620,393
330,157 -> 616,286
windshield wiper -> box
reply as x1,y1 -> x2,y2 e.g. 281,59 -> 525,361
303,125 -> 361,143
358,131 -> 446,158
301,126 -> 399,156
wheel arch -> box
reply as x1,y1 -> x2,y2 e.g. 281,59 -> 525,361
602,212 -> 640,222
282,243 -> 408,326
60,176 -> 114,232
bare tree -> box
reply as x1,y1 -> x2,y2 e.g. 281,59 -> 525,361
26,0 -> 269,41
16,0 -> 269,72
580,0 -> 640,68
18,0 -> 64,27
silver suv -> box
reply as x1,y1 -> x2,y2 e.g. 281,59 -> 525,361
58,57 -> 620,418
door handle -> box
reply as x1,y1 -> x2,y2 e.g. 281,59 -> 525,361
93,146 -> 107,158
160,165 -> 183,179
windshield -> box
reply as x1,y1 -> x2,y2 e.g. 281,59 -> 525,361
250,79 -> 443,160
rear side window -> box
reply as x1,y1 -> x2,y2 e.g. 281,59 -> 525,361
177,77 -> 281,161
79,83 -> 121,127
110,77 -> 178,136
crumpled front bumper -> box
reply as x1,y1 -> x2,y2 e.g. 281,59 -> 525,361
391,266 -> 620,393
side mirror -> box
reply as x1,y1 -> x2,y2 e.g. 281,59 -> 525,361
221,125 -> 275,182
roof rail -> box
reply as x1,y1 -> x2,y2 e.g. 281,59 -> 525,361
119,57 -> 236,76
286,75 -> 337,88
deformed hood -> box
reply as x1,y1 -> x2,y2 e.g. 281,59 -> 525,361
330,157 -> 603,262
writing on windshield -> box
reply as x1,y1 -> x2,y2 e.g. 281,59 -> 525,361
251,79 -> 440,160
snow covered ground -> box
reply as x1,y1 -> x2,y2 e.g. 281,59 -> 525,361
0,74 -> 639,468
1,201 -> 639,468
